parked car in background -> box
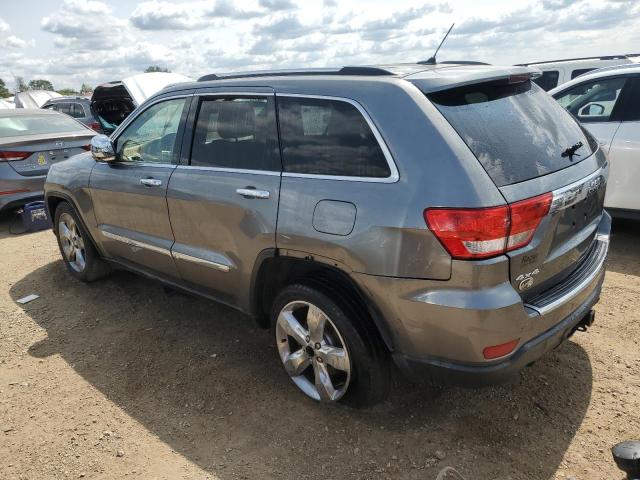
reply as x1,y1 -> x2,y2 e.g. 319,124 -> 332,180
42,96 -> 102,133
46,64 -> 609,406
518,54 -> 640,91
91,72 -> 192,134
549,63 -> 640,218
0,109 -> 96,212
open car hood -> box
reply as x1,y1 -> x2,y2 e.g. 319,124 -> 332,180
93,72 -> 192,106
14,90 -> 62,108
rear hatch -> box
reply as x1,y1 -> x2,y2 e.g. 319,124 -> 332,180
415,68 -> 607,296
0,112 -> 95,176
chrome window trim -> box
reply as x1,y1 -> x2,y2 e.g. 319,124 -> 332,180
100,229 -> 171,256
276,93 -> 400,184
194,92 -> 274,97
171,251 -> 231,272
176,165 -> 280,176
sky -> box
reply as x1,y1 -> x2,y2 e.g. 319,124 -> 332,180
1,0 -> 639,91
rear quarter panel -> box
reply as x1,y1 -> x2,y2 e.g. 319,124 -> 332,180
275,78 -> 506,279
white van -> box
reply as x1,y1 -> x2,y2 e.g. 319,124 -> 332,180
518,54 -> 640,91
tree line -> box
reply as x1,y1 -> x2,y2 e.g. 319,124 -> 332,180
0,66 -> 170,98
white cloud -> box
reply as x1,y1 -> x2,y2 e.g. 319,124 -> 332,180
0,0 -> 637,91
6,35 -> 30,48
63,0 -> 110,15
0,16 -> 31,50
0,17 -> 9,33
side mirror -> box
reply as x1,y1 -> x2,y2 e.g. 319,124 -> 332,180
91,134 -> 116,163
579,103 -> 605,117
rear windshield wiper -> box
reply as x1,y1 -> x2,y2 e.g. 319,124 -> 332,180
561,141 -> 583,160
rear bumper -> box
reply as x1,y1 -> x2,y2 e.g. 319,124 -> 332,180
0,164 -> 45,211
354,211 -> 611,386
393,272 -> 603,386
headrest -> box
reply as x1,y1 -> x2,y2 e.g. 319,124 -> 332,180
217,101 -> 255,139
326,102 -> 366,138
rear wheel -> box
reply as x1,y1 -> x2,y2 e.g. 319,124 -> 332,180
271,283 -> 389,407
54,202 -> 110,282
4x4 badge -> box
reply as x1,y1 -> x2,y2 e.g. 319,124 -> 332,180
516,268 -> 540,291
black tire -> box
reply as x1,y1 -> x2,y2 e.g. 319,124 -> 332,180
54,202 -> 111,282
271,283 -> 390,407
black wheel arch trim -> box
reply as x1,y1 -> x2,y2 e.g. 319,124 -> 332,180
249,249 -> 396,352
45,191 -> 106,257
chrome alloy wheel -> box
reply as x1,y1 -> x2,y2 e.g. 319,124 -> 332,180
58,213 -> 86,273
275,300 -> 352,402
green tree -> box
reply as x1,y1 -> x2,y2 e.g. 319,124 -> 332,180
15,76 -> 28,92
144,65 -> 170,73
28,79 -> 54,91
80,83 -> 92,95
0,79 -> 10,98
56,88 -> 78,96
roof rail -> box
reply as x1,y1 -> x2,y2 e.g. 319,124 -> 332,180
197,66 -> 395,82
438,60 -> 490,65
517,54 -> 640,66
573,62 -> 640,79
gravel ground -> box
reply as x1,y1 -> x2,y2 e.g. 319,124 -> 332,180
0,213 -> 638,480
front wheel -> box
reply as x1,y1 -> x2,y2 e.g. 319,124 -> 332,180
54,202 -> 110,282
271,284 -> 389,407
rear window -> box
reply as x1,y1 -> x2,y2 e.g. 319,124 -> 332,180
533,70 -> 559,91
278,96 -> 391,178
0,114 -> 85,137
428,80 -> 594,187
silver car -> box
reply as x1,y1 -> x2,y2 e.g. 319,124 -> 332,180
0,109 -> 96,212
44,64 -> 610,407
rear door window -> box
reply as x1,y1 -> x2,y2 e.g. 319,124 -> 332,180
554,77 -> 626,122
277,96 -> 391,178
190,96 -> 280,171
571,68 -> 595,79
428,80 -> 593,187
532,70 -> 559,91
70,103 -> 86,118
57,103 -> 72,115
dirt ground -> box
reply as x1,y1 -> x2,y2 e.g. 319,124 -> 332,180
0,212 -> 638,480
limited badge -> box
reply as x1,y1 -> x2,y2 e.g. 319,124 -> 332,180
37,153 -> 47,166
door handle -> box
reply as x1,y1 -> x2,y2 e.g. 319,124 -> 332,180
140,178 -> 162,187
236,188 -> 270,199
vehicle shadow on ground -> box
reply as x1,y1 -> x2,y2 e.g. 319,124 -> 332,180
11,262 -> 594,480
0,211 -> 33,239
607,218 -> 640,277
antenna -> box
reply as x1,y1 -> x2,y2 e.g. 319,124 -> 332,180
420,23 -> 455,65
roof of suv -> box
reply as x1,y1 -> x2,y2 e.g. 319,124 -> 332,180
159,63 -> 536,97
549,63 -> 640,95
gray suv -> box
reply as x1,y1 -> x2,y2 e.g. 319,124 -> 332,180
44,64 -> 611,406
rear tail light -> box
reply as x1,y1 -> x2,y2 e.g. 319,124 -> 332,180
81,145 -> 91,151
424,192 -> 552,260
0,189 -> 30,196
507,193 -> 553,250
87,122 -> 101,132
0,151 -> 31,162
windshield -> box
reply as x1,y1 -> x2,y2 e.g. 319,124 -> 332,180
0,114 -> 86,138
428,80 -> 594,187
